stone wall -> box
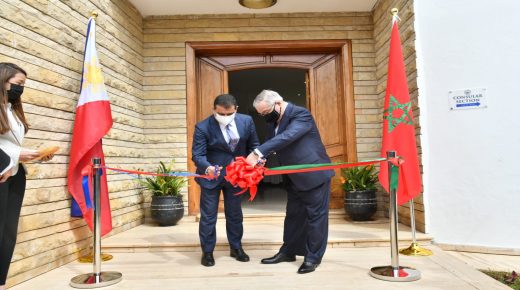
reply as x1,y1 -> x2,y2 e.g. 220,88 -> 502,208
0,0 -> 146,286
143,11 -> 385,215
372,0 -> 425,231
0,1 -> 425,286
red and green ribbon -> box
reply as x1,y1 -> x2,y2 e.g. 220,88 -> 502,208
103,166 -> 214,179
225,157 -> 402,201
265,157 -> 387,175
389,161 -> 399,193
94,157 -> 402,202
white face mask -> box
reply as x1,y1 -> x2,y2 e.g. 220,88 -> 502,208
214,112 -> 236,126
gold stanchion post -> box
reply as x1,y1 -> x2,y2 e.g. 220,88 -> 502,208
78,251 -> 113,263
399,199 -> 433,256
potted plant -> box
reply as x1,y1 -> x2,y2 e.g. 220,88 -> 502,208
140,161 -> 187,226
341,165 -> 378,221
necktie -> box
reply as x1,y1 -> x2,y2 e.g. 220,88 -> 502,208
226,124 -> 239,151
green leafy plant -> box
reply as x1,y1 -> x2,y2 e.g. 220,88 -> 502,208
341,165 -> 378,192
481,270 -> 519,290
140,161 -> 187,197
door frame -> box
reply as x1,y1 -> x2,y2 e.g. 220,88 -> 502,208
186,40 -> 357,215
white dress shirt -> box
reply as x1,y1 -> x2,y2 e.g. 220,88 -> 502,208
218,119 -> 240,144
254,124 -> 279,158
0,103 -> 25,175
255,104 -> 285,158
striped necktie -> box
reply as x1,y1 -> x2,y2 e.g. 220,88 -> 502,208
225,124 -> 239,151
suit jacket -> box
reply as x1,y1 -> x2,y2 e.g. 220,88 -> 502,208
257,103 -> 334,191
192,113 -> 260,189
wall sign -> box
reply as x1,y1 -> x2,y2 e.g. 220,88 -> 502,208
449,88 -> 487,110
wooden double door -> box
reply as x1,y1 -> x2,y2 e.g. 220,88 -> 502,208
186,40 -> 357,215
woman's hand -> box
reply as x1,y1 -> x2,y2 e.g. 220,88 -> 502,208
0,169 -> 13,183
19,149 -> 40,162
39,154 -> 54,162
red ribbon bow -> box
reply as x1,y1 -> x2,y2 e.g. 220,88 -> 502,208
224,157 -> 265,201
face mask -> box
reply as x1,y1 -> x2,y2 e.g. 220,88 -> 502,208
214,112 -> 235,126
7,83 -> 24,103
263,104 -> 280,123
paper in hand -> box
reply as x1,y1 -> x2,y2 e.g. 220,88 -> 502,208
33,146 -> 60,161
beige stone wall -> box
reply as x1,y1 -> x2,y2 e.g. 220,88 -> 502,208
372,0 -> 425,231
143,12 -> 386,216
0,0 -> 146,286
0,1 -> 425,286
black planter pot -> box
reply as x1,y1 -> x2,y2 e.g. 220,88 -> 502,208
151,195 -> 184,226
344,190 -> 377,221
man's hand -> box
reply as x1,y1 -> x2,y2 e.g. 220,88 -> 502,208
0,169 -> 13,183
206,166 -> 223,178
246,152 -> 260,166
257,158 -> 266,167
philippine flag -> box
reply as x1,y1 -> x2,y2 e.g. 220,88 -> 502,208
68,16 -> 113,236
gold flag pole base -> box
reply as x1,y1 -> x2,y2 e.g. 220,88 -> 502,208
399,242 -> 433,256
78,253 -> 113,263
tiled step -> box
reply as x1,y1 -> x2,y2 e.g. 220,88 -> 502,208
102,216 -> 432,253
195,209 -> 377,224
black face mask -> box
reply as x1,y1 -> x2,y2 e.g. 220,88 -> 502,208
263,104 -> 280,123
7,83 -> 24,103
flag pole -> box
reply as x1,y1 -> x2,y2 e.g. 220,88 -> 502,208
386,6 -> 432,257
76,10 -> 114,265
399,199 -> 433,256
93,157 -> 103,279
369,150 -> 421,281
71,157 -> 122,288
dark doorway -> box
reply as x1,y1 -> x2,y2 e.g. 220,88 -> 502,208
229,68 -> 307,213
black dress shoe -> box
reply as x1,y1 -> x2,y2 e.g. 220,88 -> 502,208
261,252 -> 296,264
297,262 -> 319,274
201,252 -> 215,267
230,248 -> 250,262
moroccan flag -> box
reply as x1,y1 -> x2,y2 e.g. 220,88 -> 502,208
378,17 -> 422,205
68,17 -> 113,236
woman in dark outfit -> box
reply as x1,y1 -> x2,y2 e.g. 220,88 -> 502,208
0,63 -> 53,289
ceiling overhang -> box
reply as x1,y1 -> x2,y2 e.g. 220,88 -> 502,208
128,0 -> 378,17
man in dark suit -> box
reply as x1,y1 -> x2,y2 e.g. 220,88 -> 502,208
246,89 -> 334,274
192,94 -> 260,267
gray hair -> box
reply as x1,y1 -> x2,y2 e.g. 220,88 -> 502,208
253,89 -> 284,108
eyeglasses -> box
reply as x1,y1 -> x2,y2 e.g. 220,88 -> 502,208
258,104 -> 276,116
